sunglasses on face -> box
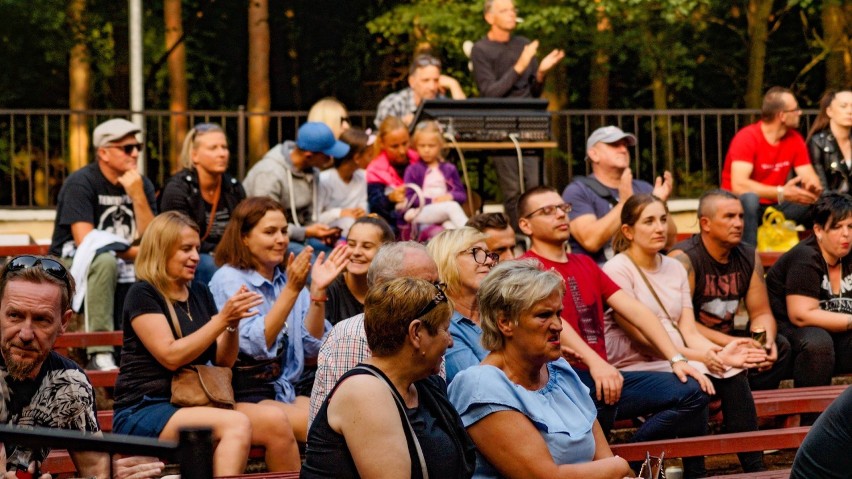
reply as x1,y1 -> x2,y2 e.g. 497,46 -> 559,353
105,143 -> 144,155
413,281 -> 448,319
524,203 -> 572,219
462,247 -> 499,265
3,255 -> 70,292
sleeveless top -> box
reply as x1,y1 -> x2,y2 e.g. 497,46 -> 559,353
301,364 -> 475,479
674,235 -> 755,335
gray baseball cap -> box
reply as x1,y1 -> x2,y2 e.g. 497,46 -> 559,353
93,119 -> 142,148
586,126 -> 637,153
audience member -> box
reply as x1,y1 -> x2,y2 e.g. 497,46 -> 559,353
766,192 -> 852,390
669,189 -> 792,391
426,227 -> 499,382
243,122 -> 350,255
374,53 -> 466,128
317,127 -> 371,238
721,86 -> 822,245
111,212 -> 296,475
790,386 -> 852,479
208,198 -> 349,442
807,89 -> 852,193
309,241 -> 438,423
49,118 -> 157,371
159,123 -> 246,286
517,186 -> 711,443
449,260 -> 632,479
366,116 -> 420,234
302,278 -> 475,478
325,215 -> 395,325
403,120 -> 469,230
562,125 -> 673,265
0,255 -> 105,477
307,97 -> 350,139
466,211 -> 518,261
470,0 -> 565,229
604,194 -> 768,474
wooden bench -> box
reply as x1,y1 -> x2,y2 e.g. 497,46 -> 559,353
610,426 -> 810,462
0,244 -> 50,258
54,331 -> 124,356
709,469 -> 791,478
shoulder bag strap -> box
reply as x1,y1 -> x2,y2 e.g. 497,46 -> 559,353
575,176 -> 619,206
162,292 -> 183,338
353,365 -> 429,479
624,253 -> 687,344
200,182 -> 221,242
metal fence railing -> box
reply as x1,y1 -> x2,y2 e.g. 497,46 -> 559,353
0,108 -> 818,208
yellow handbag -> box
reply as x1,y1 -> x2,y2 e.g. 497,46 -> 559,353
756,207 -> 800,253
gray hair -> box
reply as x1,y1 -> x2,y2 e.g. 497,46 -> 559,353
478,258 -> 565,351
367,241 -> 429,287
483,0 -> 495,14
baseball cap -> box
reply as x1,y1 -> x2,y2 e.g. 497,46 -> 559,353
93,119 -> 142,148
296,122 -> 350,158
585,126 -> 637,153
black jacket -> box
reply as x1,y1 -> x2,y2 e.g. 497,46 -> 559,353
808,129 -> 852,192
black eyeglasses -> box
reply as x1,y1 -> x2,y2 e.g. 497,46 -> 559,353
413,282 -> 448,319
105,143 -> 144,155
3,255 -> 70,292
783,107 -> 802,113
461,247 -> 499,265
524,203 -> 572,219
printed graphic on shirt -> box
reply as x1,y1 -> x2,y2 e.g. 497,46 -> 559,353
566,276 -> 602,346
97,194 -> 136,241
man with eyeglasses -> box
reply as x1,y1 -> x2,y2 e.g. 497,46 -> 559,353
374,53 -> 466,128
466,212 -> 518,261
722,86 -> 822,246
562,125 -> 674,266
49,118 -> 156,371
518,186 -> 713,476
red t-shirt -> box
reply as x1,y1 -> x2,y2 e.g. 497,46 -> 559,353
521,250 -> 620,366
721,122 -> 810,205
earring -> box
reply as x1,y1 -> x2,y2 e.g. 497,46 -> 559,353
818,236 -> 823,242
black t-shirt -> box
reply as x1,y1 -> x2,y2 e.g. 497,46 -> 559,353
1,352 -> 99,468
325,274 -> 364,326
766,235 -> 852,326
470,35 -> 541,98
113,281 -> 219,409
49,162 -> 157,257
673,235 -> 755,334
791,387 -> 852,478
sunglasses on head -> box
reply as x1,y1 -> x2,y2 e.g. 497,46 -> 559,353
413,281 -> 448,320
4,255 -> 70,292
105,143 -> 144,155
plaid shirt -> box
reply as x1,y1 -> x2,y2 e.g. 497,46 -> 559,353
374,87 -> 416,128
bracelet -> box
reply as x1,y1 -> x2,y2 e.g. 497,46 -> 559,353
226,325 -> 237,333
311,295 -> 328,304
777,185 -> 784,204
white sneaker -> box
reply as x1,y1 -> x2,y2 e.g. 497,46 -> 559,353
86,352 -> 118,371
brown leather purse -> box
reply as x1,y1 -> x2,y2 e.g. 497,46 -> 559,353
164,294 -> 235,409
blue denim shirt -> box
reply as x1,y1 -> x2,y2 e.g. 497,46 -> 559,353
209,264 -> 330,403
446,310 -> 489,384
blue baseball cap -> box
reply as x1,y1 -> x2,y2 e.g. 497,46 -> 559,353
296,122 -> 350,158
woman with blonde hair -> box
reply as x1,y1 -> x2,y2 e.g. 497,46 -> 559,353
303,277 -> 476,478
426,227 -> 498,382
160,123 -> 246,285
113,211 -> 303,474
308,97 -> 350,139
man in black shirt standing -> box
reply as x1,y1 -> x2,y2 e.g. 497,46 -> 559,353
470,0 -> 564,229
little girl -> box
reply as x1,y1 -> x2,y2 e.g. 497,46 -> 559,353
365,116 -> 419,234
403,121 -> 468,229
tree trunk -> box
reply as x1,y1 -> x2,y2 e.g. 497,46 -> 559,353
248,0 -> 271,165
823,0 -> 851,89
744,0 -> 773,108
165,0 -> 188,175
68,0 -> 90,173
589,1 -> 611,117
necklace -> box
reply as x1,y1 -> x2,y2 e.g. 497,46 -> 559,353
176,298 -> 194,322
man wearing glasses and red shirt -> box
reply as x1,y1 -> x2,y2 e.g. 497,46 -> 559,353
49,119 -> 157,372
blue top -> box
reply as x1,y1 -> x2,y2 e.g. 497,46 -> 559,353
446,310 -> 489,383
209,264 -> 330,402
448,359 -> 597,479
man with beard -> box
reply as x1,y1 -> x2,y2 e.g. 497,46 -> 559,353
669,190 -> 791,392
0,255 -> 105,478
721,86 -> 822,245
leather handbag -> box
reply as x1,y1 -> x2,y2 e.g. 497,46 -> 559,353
164,294 -> 235,409
637,451 -> 666,479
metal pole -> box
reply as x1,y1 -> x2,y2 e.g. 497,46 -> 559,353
129,0 -> 146,174
178,428 -> 214,479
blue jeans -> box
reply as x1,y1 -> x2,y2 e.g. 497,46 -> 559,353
740,192 -> 812,246
577,369 -> 710,477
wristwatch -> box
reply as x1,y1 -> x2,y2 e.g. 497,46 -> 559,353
669,353 -> 688,365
